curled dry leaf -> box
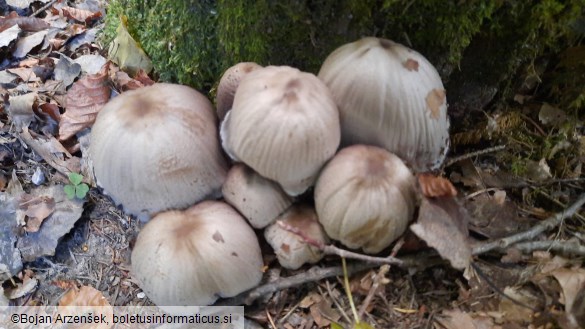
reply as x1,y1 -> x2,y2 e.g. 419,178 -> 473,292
551,268 -> 585,314
59,285 -> 113,329
59,63 -> 110,140
7,91 -> 37,128
16,185 -> 84,262
62,6 -> 102,24
410,196 -> 471,270
13,30 -> 48,58
0,11 -> 50,33
417,173 -> 458,198
19,194 -> 56,233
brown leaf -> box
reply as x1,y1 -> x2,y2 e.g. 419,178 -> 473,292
59,285 -> 110,307
62,6 -> 103,24
0,11 -> 50,33
418,173 -> 458,197
410,196 -> 471,270
435,309 -> 498,329
551,268 -> 585,313
7,67 -> 39,82
134,69 -> 155,86
466,194 -> 535,239
7,92 -> 37,128
59,64 -> 110,140
19,195 -> 56,233
58,285 -> 113,329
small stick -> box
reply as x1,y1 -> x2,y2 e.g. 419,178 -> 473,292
31,0 -> 57,17
276,220 -> 403,266
513,240 -> 585,257
358,265 -> 390,319
443,145 -> 506,168
472,193 -> 585,255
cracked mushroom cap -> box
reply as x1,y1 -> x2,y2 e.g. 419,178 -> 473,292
131,201 -> 264,310
314,145 -> 416,254
90,83 -> 228,220
318,37 -> 450,172
216,62 -> 262,121
220,65 -> 340,196
264,204 -> 328,270
222,164 -> 293,229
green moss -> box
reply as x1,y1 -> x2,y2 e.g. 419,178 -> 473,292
104,0 -> 583,95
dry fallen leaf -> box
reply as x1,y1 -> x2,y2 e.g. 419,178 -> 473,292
108,16 -> 153,75
62,6 -> 103,24
16,185 -> 85,261
551,267 -> 585,313
0,24 -> 21,48
435,309 -> 498,329
418,173 -> 458,197
0,11 -> 50,33
59,285 -> 113,329
13,30 -> 48,58
7,91 -> 37,128
410,196 -> 471,270
59,63 -> 110,140
19,194 -> 56,233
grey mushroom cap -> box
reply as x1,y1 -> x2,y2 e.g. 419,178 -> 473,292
314,145 -> 417,254
90,83 -> 228,220
264,204 -> 328,270
216,62 -> 262,121
318,37 -> 450,172
221,65 -> 341,196
131,201 -> 264,311
222,164 -> 293,229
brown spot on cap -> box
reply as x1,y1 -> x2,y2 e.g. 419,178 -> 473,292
425,89 -> 446,120
281,243 -> 290,254
403,58 -> 419,72
212,230 -> 225,243
231,252 -> 238,257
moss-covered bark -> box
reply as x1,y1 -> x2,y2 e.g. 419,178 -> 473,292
103,0 -> 584,117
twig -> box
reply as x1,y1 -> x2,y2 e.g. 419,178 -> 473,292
443,145 -> 506,168
358,265 -> 390,319
31,0 -> 57,17
472,193 -> 585,255
513,240 -> 585,257
215,262 -> 379,306
277,220 -> 403,265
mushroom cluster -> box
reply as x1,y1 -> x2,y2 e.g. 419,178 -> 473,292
87,35 -> 450,311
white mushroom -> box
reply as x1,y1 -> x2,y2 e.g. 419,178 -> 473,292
264,204 -> 327,270
220,65 -> 340,196
314,145 -> 416,253
90,83 -> 228,220
131,201 -> 264,312
222,164 -> 293,229
318,37 -> 450,172
216,62 -> 262,121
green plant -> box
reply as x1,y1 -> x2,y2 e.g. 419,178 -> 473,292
64,172 -> 89,200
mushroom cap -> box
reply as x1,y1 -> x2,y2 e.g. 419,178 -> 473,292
216,62 -> 262,121
314,145 -> 416,253
318,37 -> 450,172
131,201 -> 264,310
221,65 -> 340,196
264,204 -> 327,270
222,164 -> 293,229
90,83 -> 228,220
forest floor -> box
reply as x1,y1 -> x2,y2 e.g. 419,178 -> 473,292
1,1 -> 584,329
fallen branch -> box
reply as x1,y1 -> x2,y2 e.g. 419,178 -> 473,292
513,240 -> 585,257
217,253 -> 443,306
472,193 -> 585,255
